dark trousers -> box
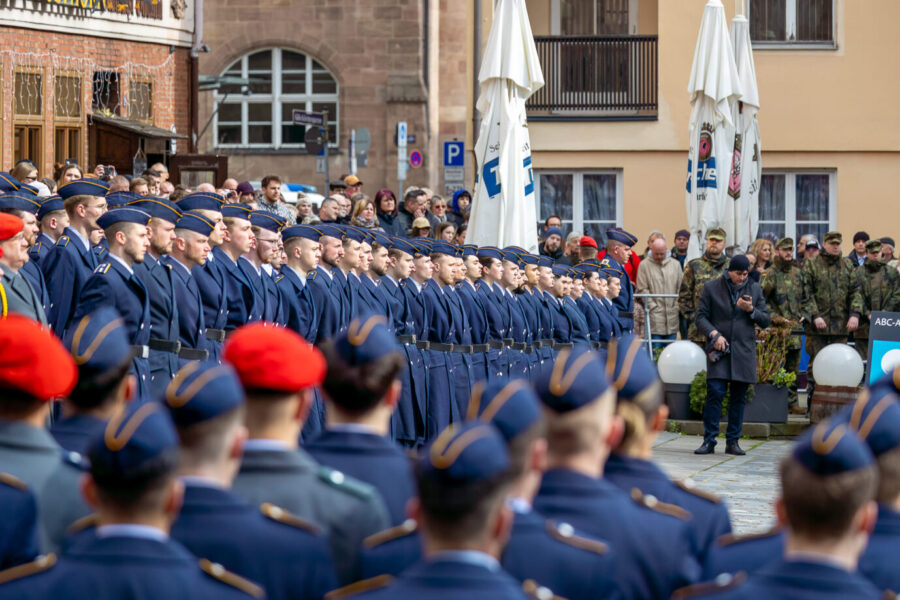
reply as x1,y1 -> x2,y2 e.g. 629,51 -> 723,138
784,346 -> 801,406
703,379 -> 750,444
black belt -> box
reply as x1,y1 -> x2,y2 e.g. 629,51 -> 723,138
552,342 -> 573,350
619,310 -> 634,318
540,339 -> 555,348
471,344 -> 489,353
205,328 -> 226,342
415,340 -> 431,350
131,345 -> 149,359
532,341 -> 543,349
179,347 -> 209,360
397,334 -> 416,344
522,345 -> 534,354
452,344 -> 473,354
430,342 -> 454,352
488,340 -> 504,350
502,337 -> 515,346
591,341 -> 609,350
512,342 -> 527,351
149,338 -> 181,354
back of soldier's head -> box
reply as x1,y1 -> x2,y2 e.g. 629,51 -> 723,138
780,420 -> 876,542
841,383 -> 900,505
415,422 -> 512,547
64,308 -> 133,411
605,336 -> 664,452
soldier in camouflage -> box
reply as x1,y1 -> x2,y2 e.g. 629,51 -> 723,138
800,231 -> 855,395
848,238 -> 900,361
679,228 -> 728,345
760,237 -> 805,414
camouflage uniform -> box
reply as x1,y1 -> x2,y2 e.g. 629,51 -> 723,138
800,249 -> 854,385
849,256 -> 900,361
679,251 -> 728,344
760,254 -> 803,405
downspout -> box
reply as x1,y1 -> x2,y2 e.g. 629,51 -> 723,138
189,0 -> 204,153
472,0 -> 482,143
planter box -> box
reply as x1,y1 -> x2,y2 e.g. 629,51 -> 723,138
744,383 -> 788,423
664,383 -> 697,420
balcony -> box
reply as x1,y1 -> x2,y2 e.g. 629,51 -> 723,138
527,35 -> 658,120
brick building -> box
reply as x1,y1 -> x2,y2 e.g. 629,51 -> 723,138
0,0 -> 196,178
198,0 -> 474,198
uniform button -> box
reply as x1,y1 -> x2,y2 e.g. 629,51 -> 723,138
557,522 -> 574,538
330,470 -> 345,485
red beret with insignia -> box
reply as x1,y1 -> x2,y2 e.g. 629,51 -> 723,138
0,314 -> 77,401
223,323 -> 325,392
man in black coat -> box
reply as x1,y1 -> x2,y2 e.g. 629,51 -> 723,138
694,254 -> 770,456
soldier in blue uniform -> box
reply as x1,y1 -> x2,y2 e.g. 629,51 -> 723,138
165,360 -> 338,600
224,323 -> 391,584
562,267 -> 591,344
600,267 -> 626,337
532,345 -> 700,599
0,212 -> 46,324
599,227 -> 637,332
0,171 -> 21,192
216,204 -> 263,329
499,251 -> 531,379
0,473 -> 39,569
511,252 -> 544,378
41,178 -> 109,336
30,195 -> 67,267
307,224 -> 349,342
327,421 -> 534,600
532,257 -> 558,367
0,193 -> 50,318
574,263 -> 608,345
0,402 -> 263,599
305,316 -> 416,526
243,210 -> 286,324
277,225 -> 321,341
547,264 -> 575,346
457,244 -> 492,382
475,247 -> 510,378
129,198 -> 183,399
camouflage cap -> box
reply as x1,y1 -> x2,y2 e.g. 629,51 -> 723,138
823,231 -> 842,244
706,228 -> 726,241
775,237 -> 794,250
866,239 -> 883,253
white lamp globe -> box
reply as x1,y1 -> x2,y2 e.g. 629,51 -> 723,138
812,343 -> 864,387
657,341 -> 707,385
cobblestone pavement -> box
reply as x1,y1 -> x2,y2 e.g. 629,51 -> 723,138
651,433 -> 793,534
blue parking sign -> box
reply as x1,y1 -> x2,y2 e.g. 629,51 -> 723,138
444,141 -> 464,167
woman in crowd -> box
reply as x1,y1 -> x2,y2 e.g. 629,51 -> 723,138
55,163 -> 83,188
447,189 -> 471,228
434,221 -> 457,243
409,217 -> 432,238
351,197 -> 383,231
375,189 -> 400,236
749,238 -> 774,275
429,195 -> 448,224
10,161 -> 38,184
455,223 -> 467,245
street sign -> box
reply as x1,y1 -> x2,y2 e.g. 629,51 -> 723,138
444,182 -> 466,197
409,151 -> 423,168
444,141 -> 465,167
397,122 -> 408,147
316,157 -> 326,174
292,110 -> 325,127
397,158 -> 408,181
443,166 -> 464,181
867,311 -> 900,383
304,127 -> 325,155
356,128 -> 371,153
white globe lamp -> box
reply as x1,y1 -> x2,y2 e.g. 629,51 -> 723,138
657,341 -> 707,385
812,343 -> 864,387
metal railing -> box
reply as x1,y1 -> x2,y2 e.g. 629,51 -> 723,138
527,35 -> 658,113
633,292 -> 679,355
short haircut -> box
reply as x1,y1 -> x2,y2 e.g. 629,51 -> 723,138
104,221 -> 140,243
505,420 -> 546,480
141,169 -> 160,179
68,359 -> 132,410
129,177 -> 148,191
543,390 -> 614,458
388,247 -> 410,261
0,386 -> 44,419
404,189 -> 427,205
175,405 -> 245,470
875,445 -> 900,504
430,252 -> 454,264
779,455 -> 877,541
606,239 -> 625,252
544,215 -> 561,227
0,207 -> 26,220
478,256 -> 498,270
64,194 -> 99,216
90,448 -> 179,513
261,175 -> 281,188
579,246 -> 598,260
318,340 -> 405,414
566,232 -> 582,245
320,197 -> 339,208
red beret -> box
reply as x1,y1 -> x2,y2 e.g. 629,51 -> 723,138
579,236 -> 598,249
223,323 -> 325,392
0,213 -> 23,242
0,315 -> 77,401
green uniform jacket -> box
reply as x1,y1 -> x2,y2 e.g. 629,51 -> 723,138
678,251 -> 728,343
760,256 -> 803,349
800,252 -> 854,336
849,258 -> 900,340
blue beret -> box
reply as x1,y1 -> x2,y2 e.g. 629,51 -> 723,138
841,387 -> 900,457
18,184 -> 38,196
606,227 -> 638,247
249,210 -> 285,233
64,307 -> 132,379
792,420 -> 874,476
551,264 -> 570,277
175,211 -> 216,236
89,402 -> 178,479
177,193 -> 224,212
535,345 -> 612,413
461,244 -> 478,257
606,335 -> 659,400
431,240 -> 457,256
164,361 -> 245,428
282,225 -> 322,243
0,172 -> 21,193
37,195 -> 65,220
97,207 -> 151,229
221,203 -> 253,219
545,226 -> 563,239
369,231 -> 392,248
537,256 -> 554,268
0,192 -> 40,214
105,191 -> 140,208
58,178 -> 110,199
334,315 -> 402,366
467,378 -> 541,442
128,198 -> 182,224
419,421 -> 510,485
476,246 -> 503,261
390,237 -> 420,256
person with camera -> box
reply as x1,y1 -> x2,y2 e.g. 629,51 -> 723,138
694,254 -> 770,456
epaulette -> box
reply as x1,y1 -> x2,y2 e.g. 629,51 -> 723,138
93,263 -> 112,274
317,466 -> 374,500
0,472 -> 27,491
56,236 -> 70,247
199,558 -> 264,598
0,553 -> 57,585
546,520 -> 608,555
630,488 -> 691,521
307,270 -> 317,280
676,478 -> 722,504
66,512 -> 99,534
324,574 -> 393,600
274,274 -> 284,283
96,247 -> 107,257
33,241 -> 41,254
522,578 -> 566,600
671,572 -> 747,599
261,502 -> 321,535
716,526 -> 781,548
164,263 -> 172,270
363,518 -> 418,549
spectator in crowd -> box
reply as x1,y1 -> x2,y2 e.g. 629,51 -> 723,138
542,215 -> 562,236
350,197 -> 381,230
561,232 -> 583,266
850,231 -> 870,266
396,188 -> 428,235
434,221 -> 457,243
196,182 -> 217,193
455,222 -> 467,245
671,229 -> 690,267
335,194 -> 353,224
141,169 -> 161,196
579,236 -> 599,261
408,217 -> 431,238
55,164 -> 82,188
222,177 -> 239,197
108,175 -> 129,193
428,195 -> 448,226
329,180 -> 348,195
236,181 -> 255,204
159,181 -> 175,198
296,196 -> 313,221
640,230 -> 664,260
29,180 -> 52,198
539,226 -> 564,261
168,184 -> 189,202
257,175 -> 296,225
804,238 -> 821,262
39,177 -> 57,194
343,174 -> 362,196
129,177 -> 149,196
745,251 -> 759,282
636,236 -> 683,350
880,237 -> 895,263
749,238 -> 774,275
447,189 -> 470,228
151,162 -> 169,183
11,161 -> 37,184
374,189 -> 400,236
318,196 -> 341,224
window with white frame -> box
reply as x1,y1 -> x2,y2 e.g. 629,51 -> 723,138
214,48 -> 338,149
757,171 -> 836,245
748,0 -> 834,46
534,170 -> 622,242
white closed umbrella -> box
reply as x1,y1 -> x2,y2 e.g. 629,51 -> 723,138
724,14 -> 761,251
685,0 -> 742,260
468,0 -> 544,253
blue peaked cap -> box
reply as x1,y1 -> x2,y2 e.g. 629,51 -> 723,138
466,378 -> 541,442
164,361 -> 245,428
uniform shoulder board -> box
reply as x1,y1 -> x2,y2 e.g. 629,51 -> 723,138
599,258 -> 610,266
630,488 -> 691,521
676,478 -> 722,504
66,512 -> 99,535
671,571 -> 747,599
93,263 -> 112,274
199,558 -> 264,598
324,574 -> 393,600
57,236 -> 70,247
546,520 -> 608,555
522,578 -> 566,600
96,247 -> 107,257
317,466 -> 374,500
307,270 -> 317,280
261,502 -> 321,535
363,518 -> 418,549
0,472 -> 27,491
274,274 -> 284,283
716,526 -> 781,548
33,241 -> 41,253
0,553 -> 57,585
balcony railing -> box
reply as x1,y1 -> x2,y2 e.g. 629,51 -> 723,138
527,35 -> 658,117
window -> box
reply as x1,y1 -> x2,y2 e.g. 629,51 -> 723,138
749,0 -> 834,46
215,48 -> 339,149
14,70 -> 43,164
534,171 -> 622,242
15,71 -> 42,116
14,127 -> 41,165
757,171 -> 836,244
129,78 -> 153,123
55,74 -> 84,166
92,71 -> 121,115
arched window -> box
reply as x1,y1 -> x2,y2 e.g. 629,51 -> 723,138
214,48 -> 338,149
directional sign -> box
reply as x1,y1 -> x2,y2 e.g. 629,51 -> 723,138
409,151 -> 423,168
444,141 -> 464,167
304,127 -> 325,155
356,128 -> 371,153
397,122 -> 408,148
293,110 -> 325,127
